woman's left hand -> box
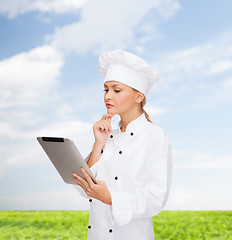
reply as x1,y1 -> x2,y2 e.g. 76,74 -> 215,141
72,168 -> 112,205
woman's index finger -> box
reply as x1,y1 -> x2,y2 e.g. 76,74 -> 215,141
101,114 -> 114,120
81,168 -> 95,185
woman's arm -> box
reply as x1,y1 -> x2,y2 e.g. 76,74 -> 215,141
87,142 -> 104,168
73,114 -> 114,199
87,113 -> 114,168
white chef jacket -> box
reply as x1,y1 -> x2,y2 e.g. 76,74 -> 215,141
74,113 -> 172,240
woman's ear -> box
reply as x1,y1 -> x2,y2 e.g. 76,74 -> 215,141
136,92 -> 144,103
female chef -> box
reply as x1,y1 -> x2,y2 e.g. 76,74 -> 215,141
72,49 -> 172,240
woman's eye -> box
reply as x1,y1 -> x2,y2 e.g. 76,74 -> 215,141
103,89 -> 120,93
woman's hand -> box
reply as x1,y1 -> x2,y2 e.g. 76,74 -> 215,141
72,168 -> 112,205
93,114 -> 114,147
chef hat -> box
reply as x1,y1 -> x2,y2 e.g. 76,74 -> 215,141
98,49 -> 159,99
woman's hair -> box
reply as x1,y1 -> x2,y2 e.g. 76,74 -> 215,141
133,88 -> 152,123
141,96 -> 152,123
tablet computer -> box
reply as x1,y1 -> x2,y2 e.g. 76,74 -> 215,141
37,137 -> 97,184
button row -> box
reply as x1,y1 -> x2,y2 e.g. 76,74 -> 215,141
110,132 -> 134,138
88,226 -> 113,233
102,148 -> 126,154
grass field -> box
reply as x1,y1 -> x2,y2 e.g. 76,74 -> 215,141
0,211 -> 231,239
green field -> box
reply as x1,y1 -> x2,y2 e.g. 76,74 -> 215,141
0,211 -> 231,239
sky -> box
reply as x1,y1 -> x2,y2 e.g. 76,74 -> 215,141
0,0 -> 232,211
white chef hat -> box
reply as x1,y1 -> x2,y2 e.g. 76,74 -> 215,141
98,49 -> 159,99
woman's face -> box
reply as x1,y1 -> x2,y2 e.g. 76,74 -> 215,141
104,80 -> 142,115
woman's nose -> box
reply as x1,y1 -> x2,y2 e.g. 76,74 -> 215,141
105,90 -> 112,99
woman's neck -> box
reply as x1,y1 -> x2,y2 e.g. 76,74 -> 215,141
120,111 -> 143,132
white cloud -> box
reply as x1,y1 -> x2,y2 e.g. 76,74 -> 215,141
33,120 -> 92,138
33,120 -> 95,156
0,46 -> 99,176
0,0 -> 86,18
0,117 -> 93,142
191,154 -> 212,161
29,0 -> 86,14
32,120 -> 94,152
166,150 -> 232,210
144,104 -> 168,116
175,154 -> 232,170
50,0 -> 180,54
173,149 -> 197,156
214,77 -> 232,102
0,141 -> 42,177
166,188 -> 232,210
206,60 -> 232,75
189,75 -> 232,109
0,119 -> 94,176
0,188 -> 89,210
151,32 -> 232,109
0,45 -> 64,108
154,32 -> 232,87
221,78 -> 232,88
0,42 -> 103,177
0,122 -> 19,140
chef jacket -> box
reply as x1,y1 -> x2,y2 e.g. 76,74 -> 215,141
74,113 -> 172,240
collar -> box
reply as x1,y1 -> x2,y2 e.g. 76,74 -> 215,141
117,113 -> 147,136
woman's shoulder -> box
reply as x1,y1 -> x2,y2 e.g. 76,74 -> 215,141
144,121 -> 169,140
143,121 -> 172,157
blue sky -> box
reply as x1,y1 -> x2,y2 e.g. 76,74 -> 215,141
0,0 -> 231,210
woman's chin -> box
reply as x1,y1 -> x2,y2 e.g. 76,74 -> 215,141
106,108 -> 113,112
107,109 -> 117,115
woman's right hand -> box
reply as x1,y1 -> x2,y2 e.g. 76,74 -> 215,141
93,114 -> 114,147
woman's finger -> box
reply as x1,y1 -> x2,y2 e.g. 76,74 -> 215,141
72,173 -> 88,189
95,121 -> 105,131
73,177 -> 87,192
103,119 -> 111,132
80,168 -> 95,189
101,114 -> 114,121
98,122 -> 110,133
101,121 -> 111,132
73,177 -> 81,186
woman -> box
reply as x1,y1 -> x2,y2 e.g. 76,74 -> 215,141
72,49 -> 172,240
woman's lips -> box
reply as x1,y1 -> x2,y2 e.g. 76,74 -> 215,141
106,103 -> 114,108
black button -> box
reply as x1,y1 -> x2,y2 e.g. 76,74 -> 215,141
109,229 -> 113,233
119,151 -> 122,154
110,135 -> 113,138
130,132 -> 134,136
115,176 -> 118,180
89,199 -> 92,202
101,149 -> 103,154
88,225 -> 91,229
